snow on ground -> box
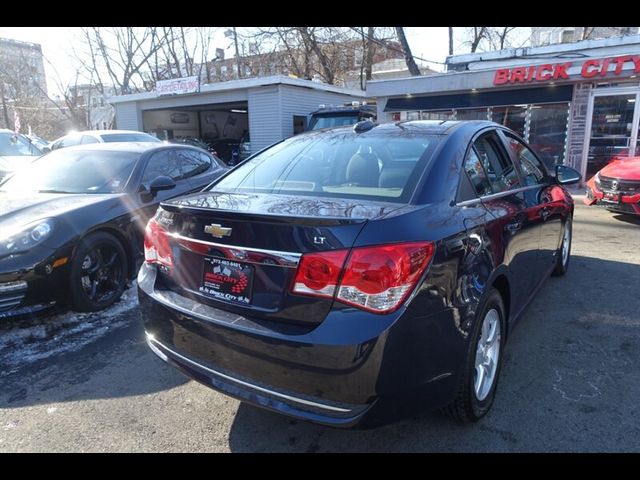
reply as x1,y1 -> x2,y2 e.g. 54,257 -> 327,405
0,283 -> 139,375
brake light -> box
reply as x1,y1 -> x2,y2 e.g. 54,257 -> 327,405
291,242 -> 434,314
292,250 -> 348,298
144,217 -> 174,268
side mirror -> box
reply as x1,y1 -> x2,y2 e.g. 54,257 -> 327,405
555,165 -> 581,185
148,175 -> 176,197
41,146 -> 51,154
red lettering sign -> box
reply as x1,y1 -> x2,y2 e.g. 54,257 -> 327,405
581,60 -> 600,78
492,56 -> 638,85
494,69 -> 510,85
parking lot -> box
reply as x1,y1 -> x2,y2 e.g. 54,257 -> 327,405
1,197 -> 639,452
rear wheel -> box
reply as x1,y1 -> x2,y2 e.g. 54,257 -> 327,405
552,215 -> 572,277
443,288 -> 506,423
69,232 -> 127,312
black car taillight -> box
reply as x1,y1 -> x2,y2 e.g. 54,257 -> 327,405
144,217 -> 174,268
292,242 -> 435,314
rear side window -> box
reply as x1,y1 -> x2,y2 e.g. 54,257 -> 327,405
474,132 -> 520,193
213,131 -> 440,203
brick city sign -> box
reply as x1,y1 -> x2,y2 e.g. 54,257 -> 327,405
493,55 -> 640,85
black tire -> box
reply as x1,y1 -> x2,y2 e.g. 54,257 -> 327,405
68,231 -> 127,312
442,288 -> 506,423
552,215 -> 572,277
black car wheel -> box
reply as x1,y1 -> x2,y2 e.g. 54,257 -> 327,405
552,215 -> 572,277
69,232 -> 127,312
443,288 -> 506,422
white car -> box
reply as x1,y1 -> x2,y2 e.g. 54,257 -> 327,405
0,129 -> 43,183
50,130 -> 161,150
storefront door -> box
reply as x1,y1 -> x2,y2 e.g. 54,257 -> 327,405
584,88 -> 640,180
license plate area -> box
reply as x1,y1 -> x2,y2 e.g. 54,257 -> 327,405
601,191 -> 620,203
199,256 -> 253,305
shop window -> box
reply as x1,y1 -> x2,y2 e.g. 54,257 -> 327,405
491,106 -> 527,138
406,111 -> 421,121
457,108 -> 490,121
528,103 -> 569,167
421,110 -> 455,120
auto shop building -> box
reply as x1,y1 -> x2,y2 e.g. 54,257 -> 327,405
367,35 -> 640,183
109,75 -> 366,163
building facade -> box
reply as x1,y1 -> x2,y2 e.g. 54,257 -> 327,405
531,27 -> 639,47
368,35 -> 640,184
109,75 -> 366,156
68,84 -> 116,130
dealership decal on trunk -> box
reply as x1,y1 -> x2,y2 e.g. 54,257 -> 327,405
200,257 -> 253,304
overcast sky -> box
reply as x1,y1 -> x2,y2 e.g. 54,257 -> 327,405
0,27 -> 514,97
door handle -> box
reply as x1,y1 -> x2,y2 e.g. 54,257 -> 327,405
505,221 -> 522,233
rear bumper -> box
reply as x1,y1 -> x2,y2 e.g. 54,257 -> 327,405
137,263 -> 462,428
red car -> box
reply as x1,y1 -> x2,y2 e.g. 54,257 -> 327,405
584,156 -> 640,215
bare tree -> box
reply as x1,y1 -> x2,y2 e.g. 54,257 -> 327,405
75,27 -> 169,95
469,27 -> 489,53
487,27 -> 518,50
581,27 -> 596,40
395,27 -> 420,76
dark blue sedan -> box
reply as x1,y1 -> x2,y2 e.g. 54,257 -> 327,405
138,120 -> 581,427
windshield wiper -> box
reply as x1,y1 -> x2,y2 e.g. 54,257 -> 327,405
38,189 -> 74,194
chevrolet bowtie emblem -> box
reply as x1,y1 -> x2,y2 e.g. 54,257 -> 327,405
204,224 -> 232,238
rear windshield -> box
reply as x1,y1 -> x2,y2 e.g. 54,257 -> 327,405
101,133 -> 161,143
308,114 -> 362,130
212,131 -> 440,203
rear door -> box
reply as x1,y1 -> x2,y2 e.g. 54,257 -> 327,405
471,130 -> 541,311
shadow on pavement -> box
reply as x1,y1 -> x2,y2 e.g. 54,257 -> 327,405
226,255 -> 640,452
611,213 -> 640,226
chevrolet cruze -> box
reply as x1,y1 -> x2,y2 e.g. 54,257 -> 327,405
138,120 -> 581,427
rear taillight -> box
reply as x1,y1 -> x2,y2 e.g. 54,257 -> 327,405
144,217 -> 174,268
292,250 -> 348,298
292,242 -> 434,314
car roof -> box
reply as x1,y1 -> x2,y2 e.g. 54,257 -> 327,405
311,105 -> 377,115
0,129 -> 27,135
60,130 -> 153,138
47,141 -> 180,154
298,119 -> 497,138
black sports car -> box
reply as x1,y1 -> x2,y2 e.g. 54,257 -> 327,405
0,142 -> 227,318
138,120 -> 582,427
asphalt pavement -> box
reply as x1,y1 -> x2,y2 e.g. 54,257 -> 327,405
1,197 -> 639,452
